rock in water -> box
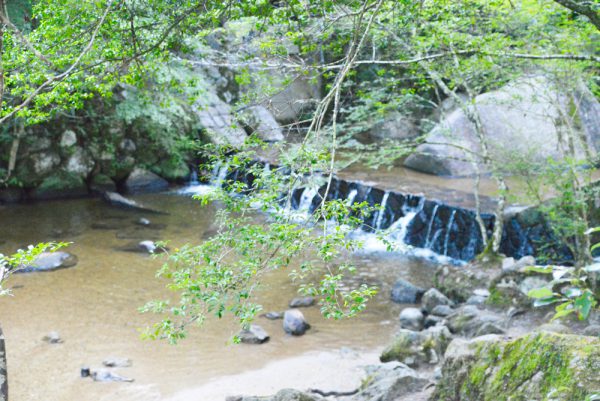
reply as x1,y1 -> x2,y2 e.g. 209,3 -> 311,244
390,279 -> 425,304
123,168 -> 169,194
91,369 -> 134,382
260,311 -> 283,320
118,240 -> 167,254
102,191 -> 165,214
238,325 -> 270,344
102,357 -> 132,368
42,331 -> 63,344
399,308 -> 424,331
289,296 -> 315,308
283,309 -> 310,336
17,252 -> 78,273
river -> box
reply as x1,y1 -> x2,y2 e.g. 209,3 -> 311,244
0,191 -> 439,400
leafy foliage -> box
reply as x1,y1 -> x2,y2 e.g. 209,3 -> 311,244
141,141 -> 378,343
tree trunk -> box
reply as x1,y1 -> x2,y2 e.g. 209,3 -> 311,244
0,325 -> 7,401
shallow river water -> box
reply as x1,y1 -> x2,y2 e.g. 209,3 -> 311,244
0,192 -> 438,401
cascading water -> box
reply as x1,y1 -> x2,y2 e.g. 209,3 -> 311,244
346,189 -> 358,207
177,162 -> 229,196
373,191 -> 390,230
189,169 -> 199,186
298,186 -> 319,213
443,210 -> 456,256
175,158 -> 493,264
424,204 -> 439,248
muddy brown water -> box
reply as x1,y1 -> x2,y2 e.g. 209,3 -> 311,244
0,192 -> 438,401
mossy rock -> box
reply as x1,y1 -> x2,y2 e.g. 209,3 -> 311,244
89,174 -> 116,194
433,333 -> 600,401
380,326 -> 452,367
151,158 -> 190,182
434,262 -> 500,303
30,170 -> 88,200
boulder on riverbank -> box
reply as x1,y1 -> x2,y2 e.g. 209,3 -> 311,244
404,77 -> 600,177
123,168 -> 169,194
380,326 -> 452,367
353,362 -> 430,401
432,333 -> 600,401
390,279 -> 425,304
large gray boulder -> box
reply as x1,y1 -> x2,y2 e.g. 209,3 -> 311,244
195,96 -> 248,147
124,168 -> 169,194
404,76 -> 600,176
241,106 -> 284,142
261,76 -> 319,124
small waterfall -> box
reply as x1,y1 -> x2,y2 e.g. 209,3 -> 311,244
175,155 -> 490,263
443,210 -> 456,256
298,186 -> 319,213
393,196 -> 425,244
215,163 -> 229,187
424,204 -> 439,248
373,191 -> 390,230
176,161 -> 228,195
346,189 -> 358,206
189,169 -> 199,186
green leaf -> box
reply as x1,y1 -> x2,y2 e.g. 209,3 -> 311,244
533,296 -> 560,307
528,287 -> 554,299
524,265 -> 553,274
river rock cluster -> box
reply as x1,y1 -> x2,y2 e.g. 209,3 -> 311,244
230,255 -> 600,401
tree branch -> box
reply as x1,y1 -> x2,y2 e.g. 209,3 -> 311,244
0,0 -> 115,125
553,0 -> 600,31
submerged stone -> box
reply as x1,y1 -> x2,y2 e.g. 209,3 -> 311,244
17,252 -> 78,273
288,296 -> 315,308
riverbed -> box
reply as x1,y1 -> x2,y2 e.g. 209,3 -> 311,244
0,192 -> 438,401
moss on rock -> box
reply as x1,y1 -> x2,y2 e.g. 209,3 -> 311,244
433,333 -> 600,401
